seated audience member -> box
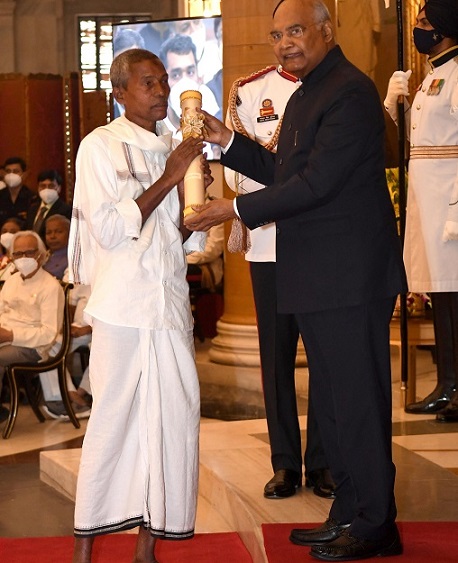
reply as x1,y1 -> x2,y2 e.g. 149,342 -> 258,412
0,231 -> 64,423
42,214 -> 70,280
0,157 -> 36,227
186,221 -> 224,291
40,280 -> 92,420
25,169 -> 72,242
0,164 -> 6,189
0,217 -> 24,281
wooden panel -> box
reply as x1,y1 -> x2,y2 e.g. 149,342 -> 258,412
80,90 -> 109,139
0,73 -> 67,200
223,0 -> 279,18
64,72 -> 83,203
26,74 -> 65,196
0,75 -> 27,165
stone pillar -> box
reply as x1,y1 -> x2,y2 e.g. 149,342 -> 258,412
208,0 -> 306,369
0,1 -> 16,72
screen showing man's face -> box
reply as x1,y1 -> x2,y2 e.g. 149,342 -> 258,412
166,52 -> 198,88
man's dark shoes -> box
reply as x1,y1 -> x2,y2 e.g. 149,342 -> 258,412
405,385 -> 455,414
310,527 -> 403,561
306,468 -> 336,499
290,518 -> 350,546
263,469 -> 301,499
436,402 -> 458,422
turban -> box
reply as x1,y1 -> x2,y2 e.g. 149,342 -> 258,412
425,0 -> 458,38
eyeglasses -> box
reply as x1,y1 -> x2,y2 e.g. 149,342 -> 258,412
12,249 -> 39,259
267,24 -> 315,45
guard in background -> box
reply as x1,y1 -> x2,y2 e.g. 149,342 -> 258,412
225,64 -> 335,500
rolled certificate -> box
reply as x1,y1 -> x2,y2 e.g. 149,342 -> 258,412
180,90 -> 205,218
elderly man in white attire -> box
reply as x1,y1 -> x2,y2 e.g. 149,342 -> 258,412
68,48 -> 209,563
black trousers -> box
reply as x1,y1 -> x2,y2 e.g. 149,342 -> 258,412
430,292 -> 458,390
295,297 -> 397,540
250,261 -> 327,475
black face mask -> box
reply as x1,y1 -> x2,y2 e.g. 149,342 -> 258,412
413,27 -> 444,54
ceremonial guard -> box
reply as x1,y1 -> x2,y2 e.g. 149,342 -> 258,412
224,65 -> 335,500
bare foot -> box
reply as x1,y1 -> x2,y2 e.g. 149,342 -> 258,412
132,526 -> 158,562
72,537 -> 94,563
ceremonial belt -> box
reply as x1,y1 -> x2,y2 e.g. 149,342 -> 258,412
410,145 -> 458,159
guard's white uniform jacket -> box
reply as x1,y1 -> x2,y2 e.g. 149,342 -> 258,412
224,66 -> 301,262
405,47 -> 458,292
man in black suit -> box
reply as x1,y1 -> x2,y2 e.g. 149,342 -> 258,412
25,169 -> 72,243
185,0 -> 407,560
0,156 -> 36,228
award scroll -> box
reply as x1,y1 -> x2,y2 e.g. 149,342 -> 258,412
180,89 -> 205,218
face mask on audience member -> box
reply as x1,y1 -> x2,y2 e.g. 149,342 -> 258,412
0,232 -> 14,251
13,256 -> 39,277
4,173 -> 22,188
39,187 -> 59,205
413,27 -> 444,54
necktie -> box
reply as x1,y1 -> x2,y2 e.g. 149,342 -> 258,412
33,206 -> 48,234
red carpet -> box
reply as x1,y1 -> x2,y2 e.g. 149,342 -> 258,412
262,521 -> 458,562
0,532 -> 252,562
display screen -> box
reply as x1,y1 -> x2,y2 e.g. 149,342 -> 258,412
112,16 -> 222,159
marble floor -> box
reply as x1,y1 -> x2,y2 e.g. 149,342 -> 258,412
1,343 -> 458,562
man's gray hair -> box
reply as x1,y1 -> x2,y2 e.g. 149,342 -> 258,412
273,0 -> 331,23
45,213 -> 71,230
110,48 -> 162,89
10,230 -> 47,257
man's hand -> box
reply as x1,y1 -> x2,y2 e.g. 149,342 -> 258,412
184,198 -> 236,231
162,136 -> 205,187
199,110 -> 233,148
71,325 -> 92,338
0,327 -> 13,344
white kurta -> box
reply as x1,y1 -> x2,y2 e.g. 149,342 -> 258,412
68,115 -> 204,539
405,54 -> 458,292
0,268 -> 63,359
224,66 -> 301,262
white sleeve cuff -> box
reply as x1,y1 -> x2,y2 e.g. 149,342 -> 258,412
221,132 -> 235,154
114,198 -> 143,238
233,197 -> 241,219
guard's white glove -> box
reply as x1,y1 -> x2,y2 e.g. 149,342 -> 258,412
442,220 -> 458,241
384,69 -> 412,121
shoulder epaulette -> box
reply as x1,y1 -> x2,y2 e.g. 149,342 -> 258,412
277,66 -> 300,83
238,65 -> 277,88
228,66 -> 278,145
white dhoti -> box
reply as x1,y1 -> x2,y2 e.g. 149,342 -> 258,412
74,319 -> 200,539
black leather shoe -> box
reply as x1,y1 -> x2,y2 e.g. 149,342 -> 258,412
405,385 -> 455,414
310,527 -> 403,560
306,468 -> 336,499
290,518 -> 350,546
436,402 -> 458,422
263,469 -> 301,499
